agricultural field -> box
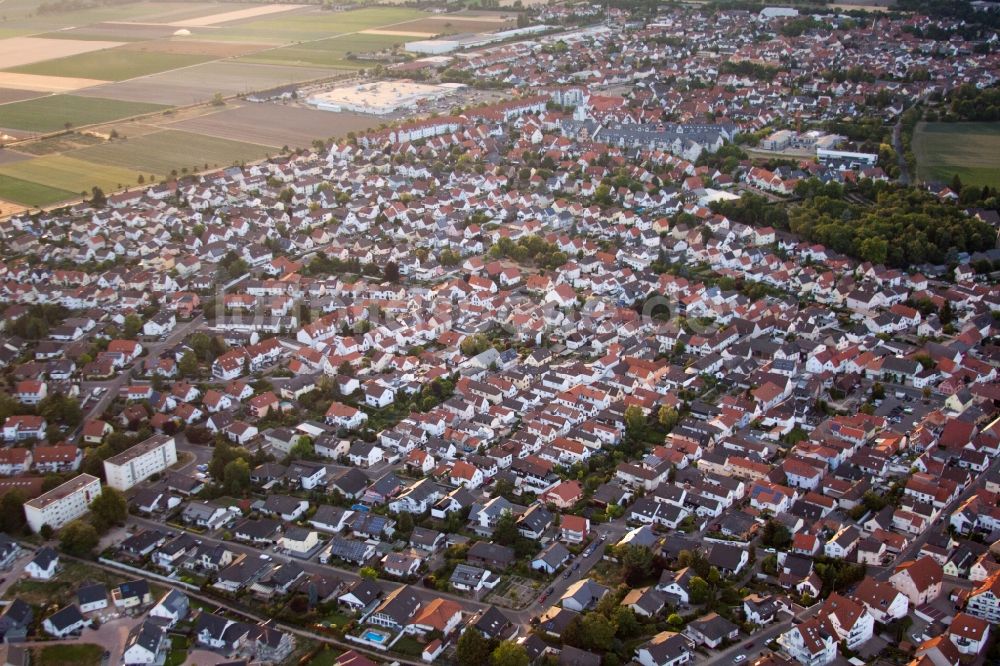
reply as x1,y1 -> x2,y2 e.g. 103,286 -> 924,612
913,121 -> 1000,189
0,36 -> 125,69
75,128 -> 271,178
204,7 -> 426,43
0,1 -> 513,206
0,174 -> 74,207
6,48 -> 214,81
0,95 -> 168,133
0,154 -> 140,194
75,61 -> 340,106
0,88 -> 42,105
168,102 -> 380,148
239,32 -> 407,68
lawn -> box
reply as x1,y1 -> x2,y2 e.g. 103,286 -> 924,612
241,33 -> 405,68
7,49 -> 214,81
32,644 -> 104,666
5,560 -> 127,604
207,7 -> 426,43
309,648 -> 345,666
74,129 -> 271,178
0,175 -> 75,207
0,95 -> 168,133
0,154 -> 142,195
913,121 -> 1000,189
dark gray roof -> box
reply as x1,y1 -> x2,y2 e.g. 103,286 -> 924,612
76,583 -> 107,606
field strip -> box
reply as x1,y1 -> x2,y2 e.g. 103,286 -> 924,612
359,29 -> 438,37
169,4 -> 310,27
424,14 -> 508,22
0,199 -> 28,216
0,36 -> 124,69
0,72 -> 107,92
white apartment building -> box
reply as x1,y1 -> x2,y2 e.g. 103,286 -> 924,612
24,474 -> 102,533
103,435 -> 177,491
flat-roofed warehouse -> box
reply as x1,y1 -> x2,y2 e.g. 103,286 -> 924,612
307,80 -> 461,116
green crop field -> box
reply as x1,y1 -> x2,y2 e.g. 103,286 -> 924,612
75,129 -> 271,178
0,154 -> 140,195
241,33 -> 406,68
206,7 -> 426,43
0,95 -> 168,132
0,174 -> 75,206
6,49 -> 213,81
913,121 -> 1000,189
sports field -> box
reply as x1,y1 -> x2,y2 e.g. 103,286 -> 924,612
0,95 -> 168,133
913,121 -> 1000,189
75,129 -> 271,177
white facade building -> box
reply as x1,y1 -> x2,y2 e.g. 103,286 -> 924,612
24,474 -> 102,533
103,435 -> 177,491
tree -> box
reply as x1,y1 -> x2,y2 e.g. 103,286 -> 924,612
689,576 -> 709,604
383,261 -> 400,282
38,393 -> 82,429
0,490 -> 27,535
613,606 -> 640,638
624,404 -> 646,433
658,405 -> 679,430
223,458 -> 250,496
123,314 -> 142,340
491,641 -> 529,666
60,520 -> 99,556
395,511 -> 414,539
90,488 -> 128,528
359,566 -> 379,580
179,351 -> 199,377
493,510 -> 518,545
580,613 -> 615,652
666,613 -> 683,630
289,437 -> 315,460
90,186 -> 107,208
457,627 -> 491,666
619,544 -> 654,584
761,519 -> 792,549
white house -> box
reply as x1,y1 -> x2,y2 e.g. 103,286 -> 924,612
635,632 -> 692,666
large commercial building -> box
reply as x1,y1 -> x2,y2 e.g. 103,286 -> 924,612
307,81 -> 460,116
104,434 -> 177,491
24,473 -> 102,533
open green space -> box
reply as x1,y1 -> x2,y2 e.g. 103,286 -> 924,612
240,32 -> 405,68
75,128 -> 270,178
205,7 -> 426,43
0,95 -> 168,133
0,174 -> 75,206
32,644 -> 105,666
0,154 -> 143,195
6,49 -> 213,81
913,121 -> 1000,188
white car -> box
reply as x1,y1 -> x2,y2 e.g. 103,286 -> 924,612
734,657 -> 746,664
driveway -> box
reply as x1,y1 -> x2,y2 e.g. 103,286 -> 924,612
10,616 -> 142,666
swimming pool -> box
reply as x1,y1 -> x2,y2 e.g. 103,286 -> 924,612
364,630 -> 389,644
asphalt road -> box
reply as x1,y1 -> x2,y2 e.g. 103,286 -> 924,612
76,313 -> 206,434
